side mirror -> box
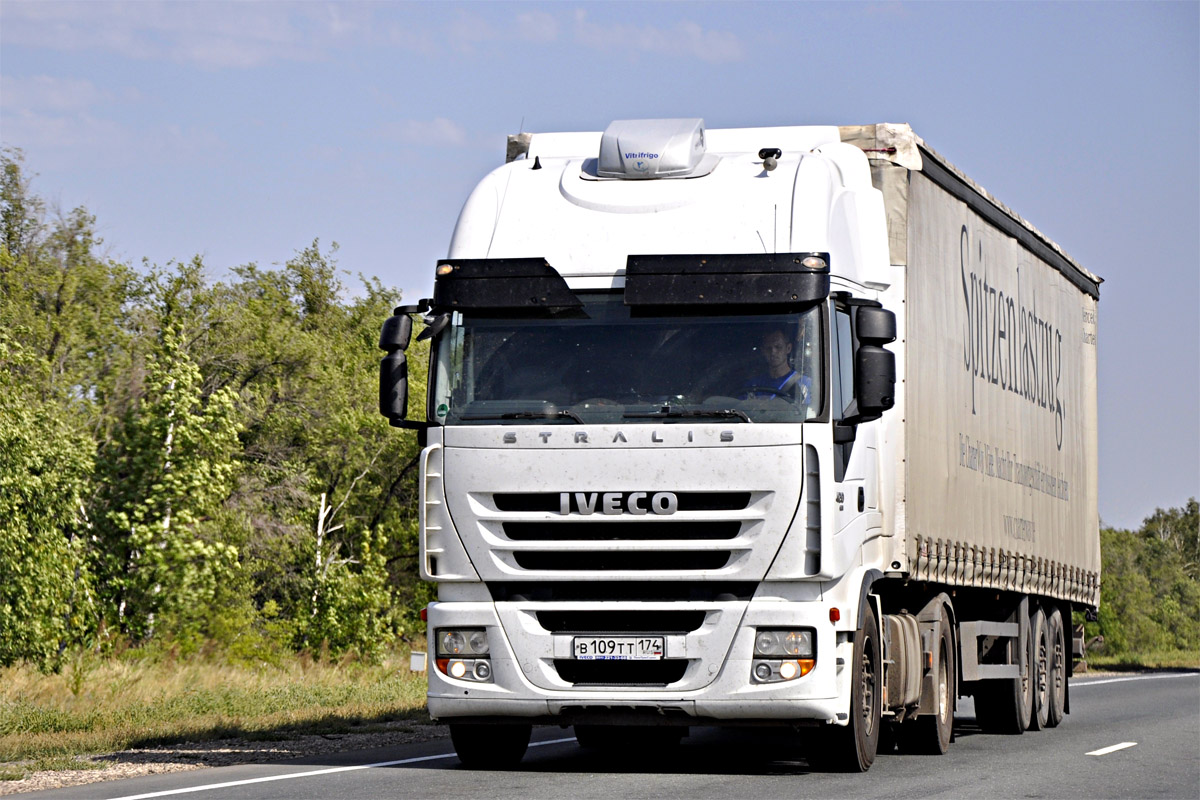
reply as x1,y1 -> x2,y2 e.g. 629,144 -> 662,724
379,313 -> 413,352
380,350 -> 409,421
854,307 -> 896,419
379,314 -> 411,422
856,306 -> 896,345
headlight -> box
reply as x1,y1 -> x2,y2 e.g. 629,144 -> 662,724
435,628 -> 493,683
437,628 -> 490,656
753,628 -> 814,657
751,628 -> 815,683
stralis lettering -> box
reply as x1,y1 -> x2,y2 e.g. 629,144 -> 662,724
960,226 -> 1065,449
559,491 -> 678,516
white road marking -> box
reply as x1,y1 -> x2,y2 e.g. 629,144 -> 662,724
1086,741 -> 1138,756
109,737 -> 578,800
1072,672 -> 1199,688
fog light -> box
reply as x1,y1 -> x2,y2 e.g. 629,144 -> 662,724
754,662 -> 773,681
779,661 -> 798,680
449,660 -> 467,679
473,661 -> 491,681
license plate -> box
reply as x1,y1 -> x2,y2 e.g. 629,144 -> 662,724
572,636 -> 665,661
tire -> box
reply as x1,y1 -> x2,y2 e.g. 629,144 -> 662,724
1029,606 -> 1051,731
574,724 -> 684,753
449,722 -> 531,769
824,602 -> 882,772
973,606 -> 1034,735
1046,606 -> 1067,728
908,607 -> 954,754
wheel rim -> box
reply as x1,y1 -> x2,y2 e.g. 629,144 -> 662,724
1036,629 -> 1049,710
1053,635 -> 1065,695
860,634 -> 877,737
937,642 -> 949,721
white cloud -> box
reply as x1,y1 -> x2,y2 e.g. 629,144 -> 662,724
516,11 -> 559,43
446,8 -> 498,54
376,118 -> 469,147
572,10 -> 744,64
0,1 -> 362,69
0,108 -> 126,155
0,75 -> 123,113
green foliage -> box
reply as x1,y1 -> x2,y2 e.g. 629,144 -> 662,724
1087,499 -> 1200,657
1,151 -> 427,666
93,314 -> 242,641
0,334 -> 96,669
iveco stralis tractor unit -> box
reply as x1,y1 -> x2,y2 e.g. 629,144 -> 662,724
379,119 -> 1101,771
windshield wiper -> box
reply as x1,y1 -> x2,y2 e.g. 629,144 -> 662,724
623,407 -> 752,423
461,410 -> 584,423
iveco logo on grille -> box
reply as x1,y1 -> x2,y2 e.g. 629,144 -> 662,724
559,492 -> 679,515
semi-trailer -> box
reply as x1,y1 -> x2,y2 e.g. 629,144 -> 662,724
379,119 -> 1101,771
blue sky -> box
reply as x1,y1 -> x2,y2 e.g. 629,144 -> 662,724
2,1 -> 1197,529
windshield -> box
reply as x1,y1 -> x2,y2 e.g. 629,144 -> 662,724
431,294 -> 823,425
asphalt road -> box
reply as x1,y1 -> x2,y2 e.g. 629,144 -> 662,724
38,672 -> 1200,800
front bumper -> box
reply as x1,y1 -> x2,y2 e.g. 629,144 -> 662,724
426,597 -> 854,726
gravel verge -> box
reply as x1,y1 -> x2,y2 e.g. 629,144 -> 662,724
0,720 -> 449,796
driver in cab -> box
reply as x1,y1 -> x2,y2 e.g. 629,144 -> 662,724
743,328 -> 812,406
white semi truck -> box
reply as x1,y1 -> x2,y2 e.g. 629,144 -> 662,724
379,119 -> 1101,771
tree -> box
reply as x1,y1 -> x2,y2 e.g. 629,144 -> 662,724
0,333 -> 96,668
92,281 -> 242,642
1089,500 -> 1200,657
1142,498 -> 1199,580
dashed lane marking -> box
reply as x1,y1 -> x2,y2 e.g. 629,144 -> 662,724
109,737 -> 578,800
1086,741 -> 1138,756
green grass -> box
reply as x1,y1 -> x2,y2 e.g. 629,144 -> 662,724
0,647 -> 430,777
1082,649 -> 1200,671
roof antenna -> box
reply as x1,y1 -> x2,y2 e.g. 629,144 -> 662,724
532,156 -> 542,170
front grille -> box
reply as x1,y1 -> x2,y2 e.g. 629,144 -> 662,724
513,551 -> 730,571
494,492 -> 751,513
482,489 -> 767,578
503,521 -> 740,541
553,659 -> 689,686
536,610 -> 707,634
488,581 -> 755,602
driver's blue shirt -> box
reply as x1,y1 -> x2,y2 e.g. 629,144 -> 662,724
742,369 -> 812,401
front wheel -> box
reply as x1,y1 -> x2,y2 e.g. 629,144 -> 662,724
823,602 -> 882,772
449,722 -> 531,769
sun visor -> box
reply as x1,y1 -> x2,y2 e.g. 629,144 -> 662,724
624,253 -> 831,308
432,258 -> 582,313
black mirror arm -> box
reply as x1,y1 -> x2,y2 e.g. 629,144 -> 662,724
389,419 -> 431,431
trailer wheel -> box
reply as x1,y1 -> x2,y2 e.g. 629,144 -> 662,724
1046,607 -> 1067,727
908,608 -> 954,754
824,602 -> 881,771
449,722 -> 531,769
1029,606 -> 1051,731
